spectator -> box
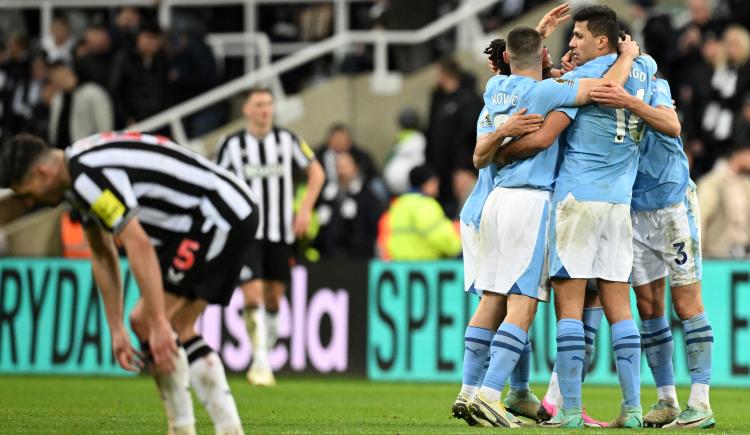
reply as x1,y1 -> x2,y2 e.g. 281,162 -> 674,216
314,152 -> 385,259
74,24 -> 115,89
41,16 -> 76,64
317,123 -> 379,184
383,164 -> 461,260
697,140 -> 750,258
0,33 -> 30,138
169,22 -> 222,137
110,24 -> 170,127
111,6 -> 141,55
11,53 -> 50,137
383,107 -> 426,195
48,61 -> 113,149
426,59 -> 482,215
628,0 -> 676,79
694,25 -> 750,175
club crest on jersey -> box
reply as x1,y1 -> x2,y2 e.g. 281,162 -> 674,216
553,78 -> 575,86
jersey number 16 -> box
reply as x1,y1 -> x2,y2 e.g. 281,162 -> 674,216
614,88 -> 646,144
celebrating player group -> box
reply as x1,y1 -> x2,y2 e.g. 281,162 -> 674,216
454,3 -> 714,430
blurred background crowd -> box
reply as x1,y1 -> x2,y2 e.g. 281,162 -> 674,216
2,0 -> 750,260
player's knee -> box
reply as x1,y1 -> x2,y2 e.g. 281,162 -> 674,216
672,285 -> 704,320
636,296 -> 664,320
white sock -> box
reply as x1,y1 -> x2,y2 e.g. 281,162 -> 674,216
478,386 -> 501,403
657,385 -> 679,406
188,350 -> 244,433
460,384 -> 479,400
154,346 -> 195,432
545,372 -> 562,408
265,310 -> 279,352
687,383 -> 711,411
244,306 -> 269,369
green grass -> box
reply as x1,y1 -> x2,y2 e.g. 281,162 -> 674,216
0,376 -> 746,434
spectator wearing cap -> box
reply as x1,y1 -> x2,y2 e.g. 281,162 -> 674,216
383,107 -> 426,195
697,139 -> 750,258
382,164 -> 461,260
48,61 -> 113,149
110,23 -> 170,127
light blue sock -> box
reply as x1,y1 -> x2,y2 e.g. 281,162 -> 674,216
556,318 -> 585,410
641,316 -> 675,387
611,319 -> 642,408
482,323 -> 528,393
509,340 -> 532,392
462,326 -> 494,388
582,307 -> 603,381
683,313 -> 713,385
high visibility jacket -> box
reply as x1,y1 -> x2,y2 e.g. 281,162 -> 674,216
385,193 -> 461,260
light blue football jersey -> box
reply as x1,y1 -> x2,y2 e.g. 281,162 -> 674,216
554,53 -> 658,204
631,78 -> 691,211
484,74 -> 580,191
459,103 -> 499,228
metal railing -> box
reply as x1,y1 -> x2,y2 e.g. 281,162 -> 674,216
129,0 -> 501,147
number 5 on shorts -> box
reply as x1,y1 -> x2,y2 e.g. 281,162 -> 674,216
173,239 -> 200,270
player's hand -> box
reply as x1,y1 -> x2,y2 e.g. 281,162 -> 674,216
487,58 -> 499,74
542,48 -> 554,70
590,82 -> 635,109
618,34 -> 640,59
561,50 -> 575,72
111,325 -> 144,372
535,3 -> 571,39
149,318 -> 177,374
293,207 -> 312,238
499,108 -> 544,137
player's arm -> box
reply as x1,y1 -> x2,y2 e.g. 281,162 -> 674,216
493,111 -> 571,166
85,223 -> 142,372
473,108 -> 544,169
118,217 -> 176,373
590,82 -> 681,137
295,159 -> 325,237
573,36 -> 641,105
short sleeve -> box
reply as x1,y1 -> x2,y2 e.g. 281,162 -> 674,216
292,133 -> 315,170
638,55 -> 658,80
69,162 -> 139,233
534,78 -> 581,111
650,80 -> 674,109
556,106 -> 579,121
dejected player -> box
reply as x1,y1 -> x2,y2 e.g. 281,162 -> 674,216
1,131 -> 258,435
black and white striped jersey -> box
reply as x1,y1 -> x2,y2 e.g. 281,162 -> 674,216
215,127 -> 315,244
65,131 -> 259,249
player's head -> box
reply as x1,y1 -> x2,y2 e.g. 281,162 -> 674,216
570,5 -> 619,65
0,134 -> 68,206
484,38 -> 511,75
243,87 -> 274,130
504,26 -> 544,72
409,164 -> 438,197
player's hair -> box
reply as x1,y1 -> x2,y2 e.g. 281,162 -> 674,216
506,26 -> 543,70
246,87 -> 273,100
0,134 -> 50,187
484,38 -> 511,75
573,5 -> 620,52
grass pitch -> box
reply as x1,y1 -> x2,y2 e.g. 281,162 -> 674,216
0,376 -> 746,434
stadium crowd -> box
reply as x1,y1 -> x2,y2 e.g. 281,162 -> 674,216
2,0 -> 750,260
